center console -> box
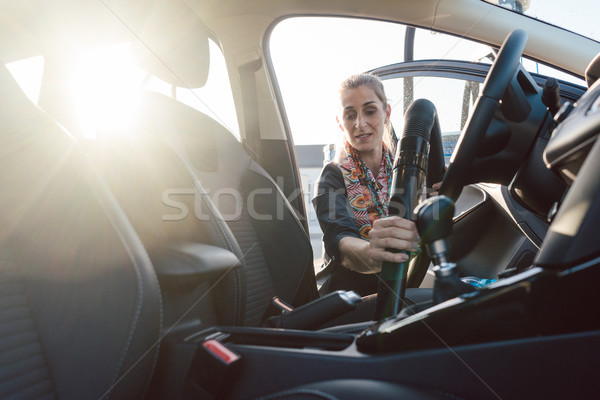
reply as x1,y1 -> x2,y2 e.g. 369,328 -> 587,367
147,253 -> 600,400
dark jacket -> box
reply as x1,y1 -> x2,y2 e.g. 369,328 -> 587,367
312,162 -> 379,296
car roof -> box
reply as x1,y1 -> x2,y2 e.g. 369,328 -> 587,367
1,0 -> 598,74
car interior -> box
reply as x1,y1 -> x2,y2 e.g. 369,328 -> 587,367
2,0 -> 600,399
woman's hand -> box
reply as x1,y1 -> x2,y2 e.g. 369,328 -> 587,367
368,216 -> 419,263
430,181 -> 442,197
338,237 -> 382,274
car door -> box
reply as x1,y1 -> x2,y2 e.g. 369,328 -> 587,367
370,58 -> 586,282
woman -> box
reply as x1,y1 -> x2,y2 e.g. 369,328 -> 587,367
313,73 -> 419,296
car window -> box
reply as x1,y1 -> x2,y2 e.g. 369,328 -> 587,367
175,40 -> 240,139
122,39 -> 240,140
483,0 -> 600,43
413,29 -> 493,63
413,28 -> 585,86
520,58 -> 585,86
6,40 -> 239,140
383,76 -> 479,164
6,55 -> 45,105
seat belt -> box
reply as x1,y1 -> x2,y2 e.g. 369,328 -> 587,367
237,51 -> 263,162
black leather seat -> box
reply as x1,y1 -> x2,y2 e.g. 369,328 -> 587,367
0,64 -> 162,399
87,89 -> 319,328
137,91 -> 319,325
133,91 -> 433,329
72,0 -> 319,333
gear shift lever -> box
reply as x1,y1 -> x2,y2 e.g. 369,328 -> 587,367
415,195 -> 474,304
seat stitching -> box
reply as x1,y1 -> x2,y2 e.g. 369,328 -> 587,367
141,253 -> 163,398
233,268 -> 239,325
245,165 -> 316,304
200,193 -> 241,325
167,132 -> 244,325
86,172 -> 149,400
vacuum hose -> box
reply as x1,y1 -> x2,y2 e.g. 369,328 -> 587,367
374,98 -> 441,320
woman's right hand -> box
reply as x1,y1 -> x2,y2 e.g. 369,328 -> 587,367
368,216 -> 419,263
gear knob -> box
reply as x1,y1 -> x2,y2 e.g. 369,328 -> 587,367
415,195 -> 455,265
416,195 -> 472,304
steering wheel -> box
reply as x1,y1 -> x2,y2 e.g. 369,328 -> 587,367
439,30 -> 528,201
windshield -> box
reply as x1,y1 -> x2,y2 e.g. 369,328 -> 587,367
483,0 -> 600,42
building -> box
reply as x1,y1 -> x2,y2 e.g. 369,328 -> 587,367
294,144 -> 335,268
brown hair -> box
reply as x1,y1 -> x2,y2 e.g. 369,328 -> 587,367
339,73 -> 388,108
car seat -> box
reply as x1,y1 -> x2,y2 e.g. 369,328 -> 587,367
0,64 -> 162,399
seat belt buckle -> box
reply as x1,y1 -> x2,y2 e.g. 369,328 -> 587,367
263,296 -> 294,328
272,296 -> 294,313
186,337 -> 241,399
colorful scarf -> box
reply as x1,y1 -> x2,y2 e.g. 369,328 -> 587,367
336,140 -> 394,239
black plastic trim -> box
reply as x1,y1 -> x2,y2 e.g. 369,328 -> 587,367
151,242 -> 241,290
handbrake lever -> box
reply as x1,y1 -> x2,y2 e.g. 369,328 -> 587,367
266,291 -> 361,330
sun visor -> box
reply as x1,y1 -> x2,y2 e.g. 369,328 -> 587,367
129,0 -> 209,88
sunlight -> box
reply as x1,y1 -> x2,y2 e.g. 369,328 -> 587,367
6,56 -> 45,105
71,43 -> 145,138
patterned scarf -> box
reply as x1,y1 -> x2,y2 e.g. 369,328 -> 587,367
336,140 -> 394,239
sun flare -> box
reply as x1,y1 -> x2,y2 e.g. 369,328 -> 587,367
70,43 -> 145,138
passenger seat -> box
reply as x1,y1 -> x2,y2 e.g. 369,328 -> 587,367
0,64 -> 162,399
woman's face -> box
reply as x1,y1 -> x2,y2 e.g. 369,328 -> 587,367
338,85 -> 391,156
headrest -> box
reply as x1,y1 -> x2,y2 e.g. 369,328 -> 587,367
585,53 -> 600,87
129,0 -> 209,88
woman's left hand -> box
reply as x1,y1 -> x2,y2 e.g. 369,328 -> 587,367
368,216 -> 419,264
430,181 -> 442,197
